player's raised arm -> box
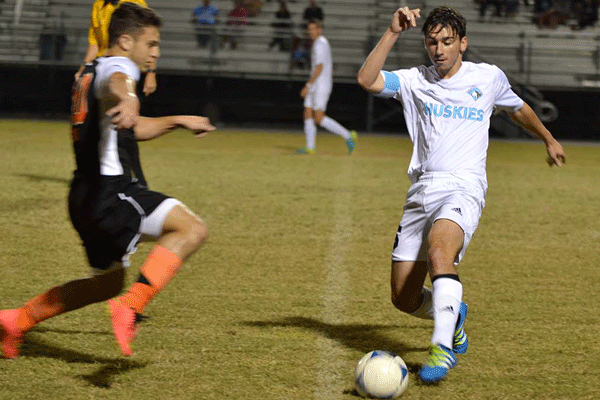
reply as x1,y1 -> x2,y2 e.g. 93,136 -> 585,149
134,115 -> 216,141
357,7 -> 420,93
105,72 -> 140,130
508,102 -> 566,167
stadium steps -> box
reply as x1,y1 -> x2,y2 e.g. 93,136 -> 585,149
0,0 -> 51,63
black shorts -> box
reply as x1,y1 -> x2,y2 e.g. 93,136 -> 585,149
69,179 -> 170,271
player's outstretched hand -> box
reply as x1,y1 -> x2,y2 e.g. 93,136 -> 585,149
391,7 -> 421,34
180,116 -> 216,138
107,97 -> 140,130
546,139 -> 566,167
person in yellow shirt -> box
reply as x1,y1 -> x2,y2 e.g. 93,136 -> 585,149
75,0 -> 157,96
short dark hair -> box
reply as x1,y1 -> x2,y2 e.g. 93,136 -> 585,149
108,2 -> 163,47
421,6 -> 466,39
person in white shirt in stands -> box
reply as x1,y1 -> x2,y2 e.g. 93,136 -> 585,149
297,20 -> 357,155
357,6 -> 566,383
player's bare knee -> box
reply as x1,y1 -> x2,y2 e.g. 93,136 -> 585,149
185,217 -> 208,250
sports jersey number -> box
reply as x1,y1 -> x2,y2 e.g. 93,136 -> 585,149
71,73 -> 93,142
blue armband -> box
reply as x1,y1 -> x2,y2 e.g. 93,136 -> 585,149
378,71 -> 400,98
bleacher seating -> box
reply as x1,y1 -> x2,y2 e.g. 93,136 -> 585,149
0,0 -> 50,62
1,0 -> 600,88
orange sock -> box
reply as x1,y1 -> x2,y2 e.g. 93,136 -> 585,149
18,287 -> 64,332
120,245 -> 183,314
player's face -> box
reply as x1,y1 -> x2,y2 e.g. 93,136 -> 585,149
130,26 -> 161,72
307,23 -> 322,41
424,25 -> 467,78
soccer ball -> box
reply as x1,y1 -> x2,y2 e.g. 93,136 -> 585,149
354,350 -> 409,399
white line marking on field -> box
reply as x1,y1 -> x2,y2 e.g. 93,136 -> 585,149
314,158 -> 352,400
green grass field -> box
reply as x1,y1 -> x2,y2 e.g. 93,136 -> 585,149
0,119 -> 598,400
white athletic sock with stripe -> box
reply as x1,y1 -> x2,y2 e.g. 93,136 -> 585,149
431,277 -> 462,349
409,286 -> 433,320
304,118 -> 316,150
319,116 -> 350,140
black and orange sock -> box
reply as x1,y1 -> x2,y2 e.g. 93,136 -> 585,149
120,245 -> 183,314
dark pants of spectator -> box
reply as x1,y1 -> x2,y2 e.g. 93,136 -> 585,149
479,0 -> 504,17
195,26 -> 217,52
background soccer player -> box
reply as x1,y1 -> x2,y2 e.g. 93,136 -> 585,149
1,3 -> 215,359
357,6 -> 565,383
297,20 -> 357,155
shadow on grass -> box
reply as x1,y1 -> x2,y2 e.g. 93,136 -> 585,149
32,326 -> 108,336
19,334 -> 149,388
243,316 -> 427,374
16,173 -> 70,185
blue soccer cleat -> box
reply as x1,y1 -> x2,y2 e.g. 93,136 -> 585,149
345,130 -> 357,154
295,147 -> 316,155
419,344 -> 457,383
453,302 -> 469,355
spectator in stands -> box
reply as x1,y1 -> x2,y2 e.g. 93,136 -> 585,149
533,0 -> 553,15
290,34 -> 311,68
75,0 -> 157,97
504,0 -> 520,17
478,0 -> 504,19
302,0 -> 323,26
269,0 -> 292,51
244,0 -> 263,17
534,0 -> 572,28
223,0 -> 248,50
572,0 -> 599,29
192,0 -> 219,51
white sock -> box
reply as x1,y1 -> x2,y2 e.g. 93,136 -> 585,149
304,118 -> 316,150
409,286 -> 433,320
430,277 -> 462,350
319,116 -> 350,140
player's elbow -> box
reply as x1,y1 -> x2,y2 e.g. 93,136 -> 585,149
356,74 -> 379,94
356,73 -> 370,90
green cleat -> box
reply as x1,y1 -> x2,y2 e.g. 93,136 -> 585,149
453,302 -> 469,354
419,344 -> 457,383
346,130 -> 358,154
295,147 -> 316,155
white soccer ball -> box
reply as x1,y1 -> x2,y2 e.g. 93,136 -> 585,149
354,350 -> 409,399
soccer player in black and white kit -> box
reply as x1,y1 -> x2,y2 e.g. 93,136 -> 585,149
0,3 -> 215,359
357,6 -> 566,383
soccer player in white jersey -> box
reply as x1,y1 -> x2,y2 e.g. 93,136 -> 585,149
357,6 -> 566,383
0,3 -> 216,359
297,20 -> 357,154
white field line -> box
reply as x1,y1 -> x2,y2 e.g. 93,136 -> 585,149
314,159 -> 353,400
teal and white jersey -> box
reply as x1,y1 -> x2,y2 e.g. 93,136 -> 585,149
311,35 -> 333,93
378,61 -> 523,191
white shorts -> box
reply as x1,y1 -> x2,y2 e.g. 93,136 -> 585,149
391,173 -> 485,264
303,89 -> 331,111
